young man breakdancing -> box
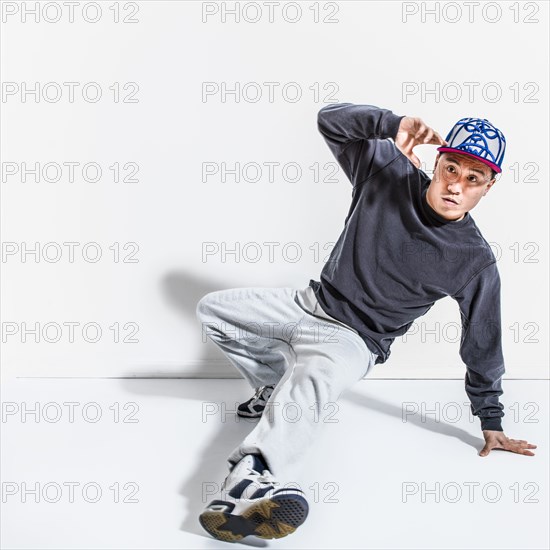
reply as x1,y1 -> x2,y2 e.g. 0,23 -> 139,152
195,102 -> 537,542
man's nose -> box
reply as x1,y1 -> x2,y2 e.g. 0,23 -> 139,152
446,180 -> 462,193
444,172 -> 464,192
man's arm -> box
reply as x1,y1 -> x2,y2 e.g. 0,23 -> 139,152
452,262 -> 538,457
451,262 -> 506,431
317,103 -> 405,187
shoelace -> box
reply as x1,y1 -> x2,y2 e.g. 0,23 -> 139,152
251,468 -> 280,486
252,385 -> 273,402
251,386 -> 265,400
221,472 -> 280,498
222,468 -> 279,491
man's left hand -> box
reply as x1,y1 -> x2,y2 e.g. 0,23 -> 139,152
480,430 -> 537,457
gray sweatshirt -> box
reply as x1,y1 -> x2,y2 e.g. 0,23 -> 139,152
309,102 -> 505,431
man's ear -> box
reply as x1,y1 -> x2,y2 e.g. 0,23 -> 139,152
484,178 -> 497,195
433,153 -> 440,172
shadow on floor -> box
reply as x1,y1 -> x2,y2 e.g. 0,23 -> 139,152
120,376 -> 484,545
121,271 -> 483,544
343,388 -> 484,451
120,377 -> 268,547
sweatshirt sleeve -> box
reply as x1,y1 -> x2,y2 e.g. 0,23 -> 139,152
317,102 -> 405,187
451,262 -> 506,431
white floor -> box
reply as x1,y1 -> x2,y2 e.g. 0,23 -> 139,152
1,377 -> 548,549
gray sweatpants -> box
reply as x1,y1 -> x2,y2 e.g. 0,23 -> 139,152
196,285 -> 378,476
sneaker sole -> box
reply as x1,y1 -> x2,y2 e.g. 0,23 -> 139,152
236,410 -> 263,418
199,493 -> 309,542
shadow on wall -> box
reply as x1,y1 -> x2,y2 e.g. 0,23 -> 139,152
161,270 -> 241,378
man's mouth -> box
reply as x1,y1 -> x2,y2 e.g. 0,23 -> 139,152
442,196 -> 458,205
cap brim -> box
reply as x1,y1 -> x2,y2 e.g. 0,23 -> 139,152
436,147 -> 501,174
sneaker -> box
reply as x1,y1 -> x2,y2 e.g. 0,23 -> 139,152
237,385 -> 275,418
199,454 -> 309,542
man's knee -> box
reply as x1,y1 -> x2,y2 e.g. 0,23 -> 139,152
294,361 -> 339,392
195,291 -> 222,323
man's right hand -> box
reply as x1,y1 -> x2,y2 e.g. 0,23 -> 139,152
394,116 -> 447,169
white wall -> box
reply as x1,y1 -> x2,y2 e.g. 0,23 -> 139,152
2,1 -> 548,379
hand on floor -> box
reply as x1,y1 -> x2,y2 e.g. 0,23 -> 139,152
480,430 -> 537,457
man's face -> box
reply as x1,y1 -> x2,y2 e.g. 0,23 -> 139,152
427,152 -> 496,222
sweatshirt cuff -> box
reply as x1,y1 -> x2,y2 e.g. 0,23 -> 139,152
480,416 -> 503,431
382,112 -> 406,141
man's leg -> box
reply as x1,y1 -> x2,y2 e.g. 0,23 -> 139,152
195,286 -> 311,541
226,289 -> 377,476
196,286 -> 305,391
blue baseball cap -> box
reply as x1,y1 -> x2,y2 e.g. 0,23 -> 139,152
437,117 -> 506,174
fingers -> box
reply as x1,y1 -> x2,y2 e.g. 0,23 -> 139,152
501,438 -> 537,456
507,446 -> 536,456
433,131 -> 448,146
395,135 -> 421,168
410,153 -> 421,169
414,124 -> 428,143
506,438 -> 537,449
413,123 -> 446,146
421,128 -> 434,144
481,432 -> 537,457
402,137 -> 420,167
507,442 -> 537,453
396,118 -> 445,168
479,444 -> 491,457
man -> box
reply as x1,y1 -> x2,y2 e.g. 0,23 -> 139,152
195,103 -> 537,543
